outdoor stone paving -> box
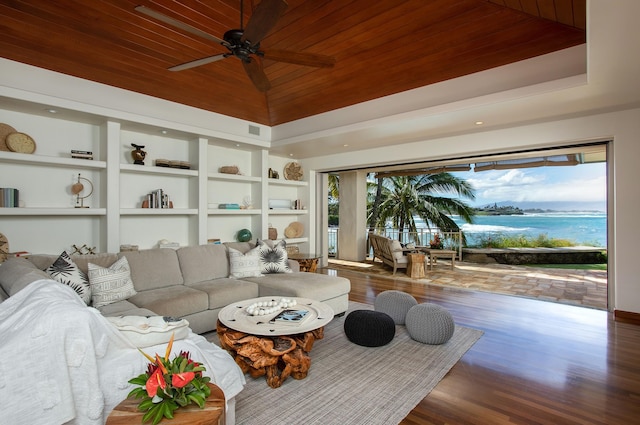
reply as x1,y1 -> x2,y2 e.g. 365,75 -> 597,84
327,258 -> 608,310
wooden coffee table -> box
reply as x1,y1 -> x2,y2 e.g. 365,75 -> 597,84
422,248 -> 457,270
217,297 -> 333,388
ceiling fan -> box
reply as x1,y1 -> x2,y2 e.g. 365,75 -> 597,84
135,0 -> 335,92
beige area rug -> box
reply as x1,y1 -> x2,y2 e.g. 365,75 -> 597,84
328,258 -> 608,310
209,301 -> 482,425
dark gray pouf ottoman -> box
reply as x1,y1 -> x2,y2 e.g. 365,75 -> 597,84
405,303 -> 455,345
374,290 -> 418,325
344,310 -> 396,347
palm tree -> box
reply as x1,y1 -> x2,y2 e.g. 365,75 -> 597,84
368,173 -> 476,244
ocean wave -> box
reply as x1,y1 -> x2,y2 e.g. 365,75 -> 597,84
522,212 -> 606,218
461,223 -> 531,233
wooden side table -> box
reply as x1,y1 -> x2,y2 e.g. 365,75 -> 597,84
106,383 -> 225,425
407,252 -> 426,278
288,253 -> 322,272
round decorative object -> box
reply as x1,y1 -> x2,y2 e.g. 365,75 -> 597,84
236,228 -> 252,242
5,132 -> 36,154
284,221 -> 304,238
374,290 -> 418,325
284,162 -> 303,181
0,233 -> 8,263
0,123 -> 17,152
344,310 -> 396,347
405,303 -> 455,345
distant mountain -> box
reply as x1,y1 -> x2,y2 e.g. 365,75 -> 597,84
474,201 -> 606,212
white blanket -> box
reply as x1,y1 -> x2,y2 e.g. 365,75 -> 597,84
0,279 -> 245,425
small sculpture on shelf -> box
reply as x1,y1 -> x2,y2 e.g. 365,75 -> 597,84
71,244 -> 96,255
130,143 -> 146,165
268,168 -> 279,179
71,173 -> 93,208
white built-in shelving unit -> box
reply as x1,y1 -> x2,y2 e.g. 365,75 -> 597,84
0,92 -> 311,254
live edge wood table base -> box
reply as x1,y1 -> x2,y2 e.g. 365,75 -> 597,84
106,383 -> 225,425
217,320 -> 324,388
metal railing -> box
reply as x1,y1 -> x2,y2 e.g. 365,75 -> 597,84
328,227 -> 463,259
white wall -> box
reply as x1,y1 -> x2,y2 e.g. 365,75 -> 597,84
304,108 -> 640,315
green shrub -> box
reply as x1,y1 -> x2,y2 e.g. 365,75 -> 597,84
472,233 -> 577,249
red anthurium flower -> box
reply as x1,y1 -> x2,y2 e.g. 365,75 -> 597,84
145,368 -> 166,397
172,372 -> 195,388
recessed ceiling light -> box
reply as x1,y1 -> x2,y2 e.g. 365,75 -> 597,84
289,153 -> 294,157
46,109 -> 57,114
475,121 -> 484,125
160,130 -> 168,134
343,144 -> 349,147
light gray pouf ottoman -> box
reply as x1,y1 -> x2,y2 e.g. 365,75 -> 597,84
405,303 -> 455,345
374,290 -> 418,325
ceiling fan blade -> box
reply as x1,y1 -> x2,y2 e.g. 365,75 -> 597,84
241,0 -> 288,45
135,5 -> 225,45
242,59 -> 271,92
168,54 -> 227,71
263,49 -> 335,68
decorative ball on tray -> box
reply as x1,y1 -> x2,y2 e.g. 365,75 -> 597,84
236,228 -> 252,242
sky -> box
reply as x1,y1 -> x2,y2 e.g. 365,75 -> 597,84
450,162 -> 607,210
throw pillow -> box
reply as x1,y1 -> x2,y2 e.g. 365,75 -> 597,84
390,240 -> 406,261
257,239 -> 292,274
88,256 -> 137,308
44,251 -> 91,305
228,247 -> 264,278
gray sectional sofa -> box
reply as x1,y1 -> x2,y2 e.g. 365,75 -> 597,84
0,240 -> 351,334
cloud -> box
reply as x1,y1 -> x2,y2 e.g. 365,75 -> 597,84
458,164 -> 606,205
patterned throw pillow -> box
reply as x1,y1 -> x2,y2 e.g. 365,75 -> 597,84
228,247 -> 264,278
45,251 -> 91,305
257,239 -> 292,274
88,256 -> 137,308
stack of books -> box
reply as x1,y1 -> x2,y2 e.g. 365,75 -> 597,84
143,189 -> 171,208
0,188 -> 19,207
70,150 -> 93,160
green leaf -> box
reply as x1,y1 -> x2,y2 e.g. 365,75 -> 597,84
188,394 -> 205,409
138,398 -> 155,411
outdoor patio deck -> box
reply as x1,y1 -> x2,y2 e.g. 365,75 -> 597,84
326,257 -> 607,310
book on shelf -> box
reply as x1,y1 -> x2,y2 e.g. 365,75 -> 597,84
269,309 -> 310,326
0,188 -> 19,207
218,203 -> 240,209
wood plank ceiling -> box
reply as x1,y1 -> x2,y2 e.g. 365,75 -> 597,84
0,0 -> 585,127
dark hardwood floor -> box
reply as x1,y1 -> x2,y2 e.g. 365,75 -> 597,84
319,267 -> 640,425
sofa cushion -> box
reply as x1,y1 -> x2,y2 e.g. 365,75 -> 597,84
390,240 -> 407,262
188,278 -> 259,310
228,247 -> 263,278
44,251 -> 91,305
88,256 -> 138,308
127,286 -> 208,318
0,257 -> 51,296
245,272 -> 351,301
257,239 -> 292,274
119,249 -> 183,291
176,244 -> 229,284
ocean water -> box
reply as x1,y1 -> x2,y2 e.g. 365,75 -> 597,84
448,213 -> 607,247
